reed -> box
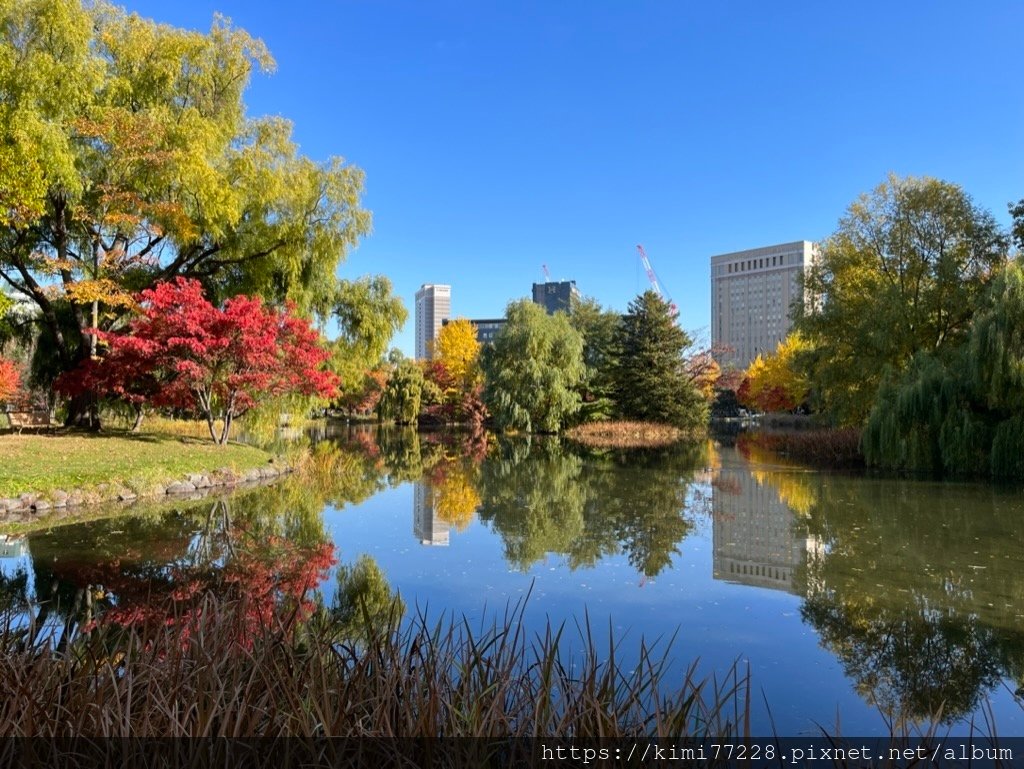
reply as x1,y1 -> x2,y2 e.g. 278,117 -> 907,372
0,594 -> 747,739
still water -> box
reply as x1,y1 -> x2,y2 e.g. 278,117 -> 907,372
2,426 -> 1024,735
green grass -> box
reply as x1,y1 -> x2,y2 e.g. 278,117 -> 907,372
0,431 -> 273,499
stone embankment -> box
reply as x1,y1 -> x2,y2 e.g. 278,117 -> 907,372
0,461 -> 293,525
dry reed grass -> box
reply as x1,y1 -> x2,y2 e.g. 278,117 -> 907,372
0,594 -> 748,740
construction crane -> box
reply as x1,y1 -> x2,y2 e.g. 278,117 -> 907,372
542,263 -> 551,281
636,244 -> 678,317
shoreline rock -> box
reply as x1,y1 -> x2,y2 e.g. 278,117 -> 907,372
0,460 -> 294,525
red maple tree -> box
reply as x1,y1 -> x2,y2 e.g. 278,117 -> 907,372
60,278 -> 339,443
0,357 -> 20,404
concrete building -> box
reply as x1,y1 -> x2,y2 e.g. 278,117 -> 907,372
415,284 -> 451,360
531,280 -> 579,315
710,241 -> 817,369
443,317 -> 506,345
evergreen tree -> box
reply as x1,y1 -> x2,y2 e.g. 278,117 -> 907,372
612,291 -> 707,431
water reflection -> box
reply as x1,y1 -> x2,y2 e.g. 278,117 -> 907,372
3,426 -> 1023,731
711,458 -> 823,594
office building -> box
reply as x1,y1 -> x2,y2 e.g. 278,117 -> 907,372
710,241 -> 817,369
531,280 -> 579,315
415,284 -> 451,360
443,317 -> 506,345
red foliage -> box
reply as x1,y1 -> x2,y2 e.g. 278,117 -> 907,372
80,537 -> 337,650
59,278 -> 339,442
736,376 -> 752,407
0,357 -> 20,403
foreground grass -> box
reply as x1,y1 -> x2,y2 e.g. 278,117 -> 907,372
0,431 -> 273,499
0,594 -> 748,738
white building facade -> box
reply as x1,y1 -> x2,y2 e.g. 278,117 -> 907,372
710,241 -> 817,369
414,283 -> 451,360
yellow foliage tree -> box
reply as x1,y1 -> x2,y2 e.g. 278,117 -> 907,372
738,333 -> 810,413
433,318 -> 481,388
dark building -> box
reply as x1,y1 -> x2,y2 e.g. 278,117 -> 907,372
442,317 -> 507,345
531,280 -> 580,315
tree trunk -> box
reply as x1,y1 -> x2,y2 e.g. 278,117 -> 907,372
130,405 -> 145,433
64,392 -> 101,430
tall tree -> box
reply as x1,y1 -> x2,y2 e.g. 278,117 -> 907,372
568,295 -> 621,420
795,175 -> 1008,424
612,291 -> 707,431
863,262 -> 1024,478
481,300 -> 584,433
0,1 -> 369,407
331,276 -> 407,405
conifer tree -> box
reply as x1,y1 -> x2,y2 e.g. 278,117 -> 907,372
612,291 -> 707,431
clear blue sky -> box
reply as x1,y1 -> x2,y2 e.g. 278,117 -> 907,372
127,0 -> 1023,355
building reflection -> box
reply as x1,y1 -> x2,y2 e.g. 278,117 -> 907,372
413,481 -> 450,546
711,465 -> 822,595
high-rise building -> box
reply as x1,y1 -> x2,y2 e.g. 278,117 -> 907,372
710,241 -> 817,369
531,280 -> 579,314
415,284 -> 451,360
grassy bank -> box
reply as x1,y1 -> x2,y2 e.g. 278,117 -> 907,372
0,432 -> 273,499
565,420 -> 690,448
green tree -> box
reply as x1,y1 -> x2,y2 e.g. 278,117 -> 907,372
863,262 -> 1024,478
796,175 -> 1008,424
0,1 -> 369,403
568,295 -> 621,421
377,358 -> 425,425
612,291 -> 707,431
332,276 -> 408,402
481,300 -> 584,433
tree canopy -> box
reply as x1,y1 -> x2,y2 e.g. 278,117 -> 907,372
795,175 -> 1008,424
0,0 -> 369,387
481,300 -> 584,433
57,278 -> 339,444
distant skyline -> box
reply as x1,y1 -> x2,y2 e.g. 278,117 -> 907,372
124,0 -> 1024,355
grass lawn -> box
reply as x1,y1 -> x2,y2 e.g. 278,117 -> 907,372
0,431 -> 273,499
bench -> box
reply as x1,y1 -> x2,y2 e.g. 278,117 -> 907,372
6,410 -> 52,434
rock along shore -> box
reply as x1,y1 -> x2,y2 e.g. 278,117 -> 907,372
0,460 -> 293,525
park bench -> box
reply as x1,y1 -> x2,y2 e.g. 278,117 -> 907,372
5,410 -> 52,434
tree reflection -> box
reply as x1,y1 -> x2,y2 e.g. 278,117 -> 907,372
473,438 -> 706,577
794,475 -> 1024,724
326,554 -> 406,646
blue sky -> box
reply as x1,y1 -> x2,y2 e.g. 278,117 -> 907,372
127,0 -> 1023,355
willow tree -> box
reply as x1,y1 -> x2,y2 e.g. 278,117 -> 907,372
481,300 -> 584,433
0,1 -> 369,417
863,263 -> 1024,478
796,175 -> 1008,425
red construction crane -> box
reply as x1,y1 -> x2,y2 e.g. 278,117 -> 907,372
636,244 -> 678,317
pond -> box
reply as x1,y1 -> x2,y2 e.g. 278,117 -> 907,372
2,425 -> 1023,736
